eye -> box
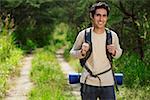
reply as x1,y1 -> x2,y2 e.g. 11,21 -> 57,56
95,14 -> 107,17
103,14 -> 107,17
95,14 -> 101,16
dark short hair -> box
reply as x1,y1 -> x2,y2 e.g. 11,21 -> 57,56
90,2 -> 110,17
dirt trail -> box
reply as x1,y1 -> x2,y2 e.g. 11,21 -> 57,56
4,49 -> 80,100
4,55 -> 33,100
56,49 -> 81,100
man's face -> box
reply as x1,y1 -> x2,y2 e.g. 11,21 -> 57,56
92,8 -> 108,29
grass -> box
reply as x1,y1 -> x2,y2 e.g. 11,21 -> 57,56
28,47 -> 76,100
67,57 -> 82,73
0,15 -> 23,98
0,41 -> 23,98
116,85 -> 150,100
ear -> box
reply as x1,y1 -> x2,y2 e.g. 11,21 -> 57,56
90,13 -> 93,19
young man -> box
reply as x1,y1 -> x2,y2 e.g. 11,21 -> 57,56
70,2 -> 122,100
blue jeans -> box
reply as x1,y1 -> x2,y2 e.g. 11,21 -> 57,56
80,84 -> 116,100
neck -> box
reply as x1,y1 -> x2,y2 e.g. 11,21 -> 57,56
93,27 -> 105,34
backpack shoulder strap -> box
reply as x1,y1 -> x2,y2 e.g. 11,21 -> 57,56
85,28 -> 92,44
105,28 -> 113,62
80,28 -> 92,67
84,28 -> 92,60
106,28 -> 112,45
105,28 -> 119,91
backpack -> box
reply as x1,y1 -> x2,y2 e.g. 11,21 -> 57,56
80,28 -> 119,91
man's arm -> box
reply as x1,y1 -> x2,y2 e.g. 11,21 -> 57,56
70,31 -> 86,59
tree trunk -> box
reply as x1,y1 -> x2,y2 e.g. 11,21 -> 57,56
137,36 -> 144,60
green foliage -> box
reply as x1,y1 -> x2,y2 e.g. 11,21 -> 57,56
114,52 -> 150,88
110,0 -> 150,60
0,15 -> 23,98
116,86 -> 150,100
1,0 -> 59,50
12,1 -> 55,48
23,39 -> 37,53
53,23 -> 68,49
63,27 -> 78,63
29,47 -> 75,100
143,43 -> 150,66
26,39 -> 37,49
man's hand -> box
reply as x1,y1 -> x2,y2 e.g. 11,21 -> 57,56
81,43 -> 90,56
107,44 -> 116,56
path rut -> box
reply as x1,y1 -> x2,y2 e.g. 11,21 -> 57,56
5,55 -> 33,100
56,49 -> 81,100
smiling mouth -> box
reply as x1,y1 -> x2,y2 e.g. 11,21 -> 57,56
98,22 -> 103,25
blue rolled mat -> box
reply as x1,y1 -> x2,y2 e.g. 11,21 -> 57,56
69,73 -> 123,85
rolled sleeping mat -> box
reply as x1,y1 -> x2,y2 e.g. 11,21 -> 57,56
114,73 -> 124,85
69,72 -> 123,85
69,73 -> 81,84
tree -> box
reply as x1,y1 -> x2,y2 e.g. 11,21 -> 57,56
109,0 -> 150,60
